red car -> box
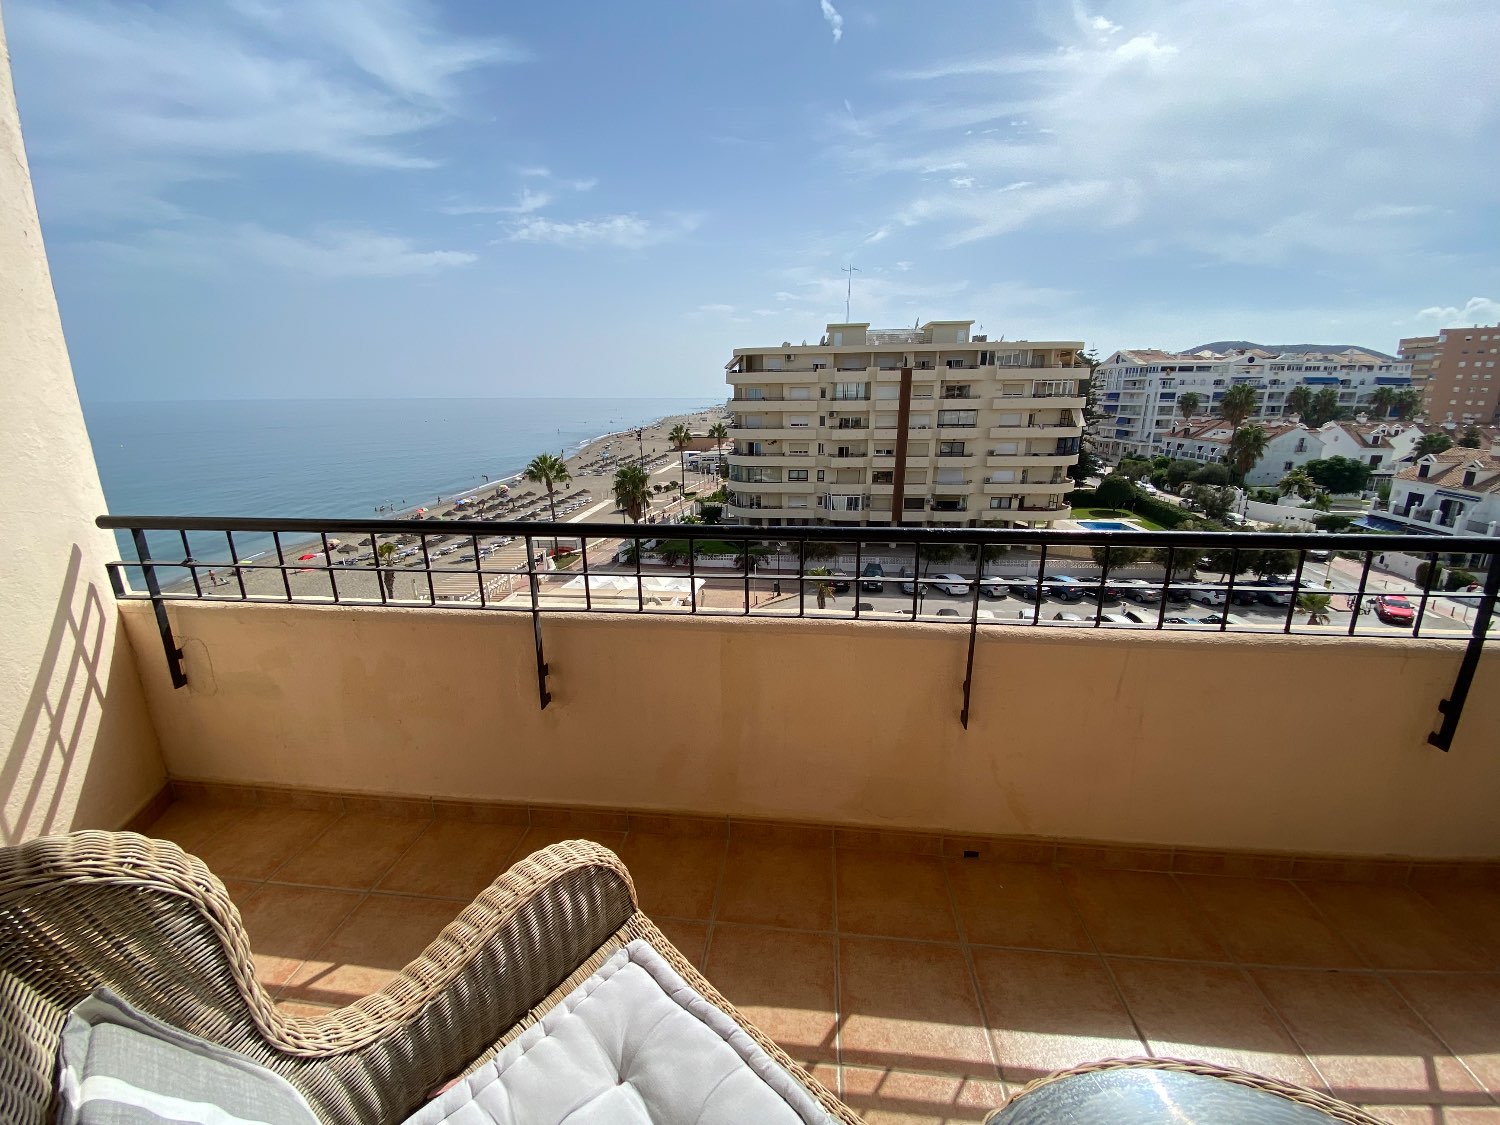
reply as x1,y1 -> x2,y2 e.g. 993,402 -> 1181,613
1372,595 -> 1416,626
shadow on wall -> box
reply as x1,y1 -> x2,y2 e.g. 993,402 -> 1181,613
1,544 -> 159,843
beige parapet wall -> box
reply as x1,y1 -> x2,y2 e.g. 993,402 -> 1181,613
0,10 -> 166,843
121,603 -> 1500,859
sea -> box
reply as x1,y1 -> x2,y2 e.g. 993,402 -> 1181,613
83,396 -> 717,562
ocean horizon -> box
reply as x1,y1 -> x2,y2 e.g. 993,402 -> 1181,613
83,396 -> 718,560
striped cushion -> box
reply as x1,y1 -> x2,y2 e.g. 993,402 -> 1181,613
57,988 -> 317,1125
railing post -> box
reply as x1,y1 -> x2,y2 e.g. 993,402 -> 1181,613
131,528 -> 188,688
524,534 -> 551,710
1428,553 -> 1499,751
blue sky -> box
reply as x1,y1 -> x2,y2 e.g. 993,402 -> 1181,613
5,0 -> 1498,401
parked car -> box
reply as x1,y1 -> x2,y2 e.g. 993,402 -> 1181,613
928,573 -> 970,596
1306,547 -> 1332,561
1080,583 -> 1124,606
859,561 -> 886,592
1138,481 -> 1159,495
1051,611 -> 1086,622
1373,594 -> 1416,626
935,607 -> 961,617
1042,574 -> 1087,602
1254,579 -> 1299,608
898,567 -> 916,595
1165,585 -> 1193,606
1162,615 -> 1200,625
979,578 -> 1009,600
1229,584 -> 1261,607
1189,586 -> 1227,607
1114,579 -> 1161,604
829,571 -> 852,594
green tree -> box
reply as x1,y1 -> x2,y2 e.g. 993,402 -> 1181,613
1458,425 -> 1484,448
1304,387 -> 1344,427
1368,386 -> 1398,418
707,421 -> 729,444
1278,468 -> 1316,499
1391,388 -> 1422,421
1089,545 -> 1149,570
1177,391 -> 1201,423
1309,490 -> 1333,512
1227,423 -> 1269,482
669,423 -> 694,494
1304,455 -> 1373,494
1219,384 -> 1260,430
1185,483 -> 1236,521
524,452 -> 573,557
1312,513 -> 1354,531
1067,443 -> 1102,485
1095,475 -> 1136,511
1117,457 -> 1153,481
1416,559 -> 1444,588
1297,591 -> 1333,625
612,463 -> 653,523
1285,385 -> 1313,419
1190,462 -> 1231,486
918,542 -> 961,576
1166,459 -> 1197,489
1415,433 -> 1453,456
376,542 -> 398,598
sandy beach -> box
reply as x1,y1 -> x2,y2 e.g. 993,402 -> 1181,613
167,404 -> 730,602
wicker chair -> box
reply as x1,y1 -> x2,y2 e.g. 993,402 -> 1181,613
0,830 -> 861,1125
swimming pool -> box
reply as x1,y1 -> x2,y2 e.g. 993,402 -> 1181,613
1077,519 -> 1136,531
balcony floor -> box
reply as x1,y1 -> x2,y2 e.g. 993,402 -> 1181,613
148,798 -> 1500,1124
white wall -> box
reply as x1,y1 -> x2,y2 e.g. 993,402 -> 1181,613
0,10 -> 166,841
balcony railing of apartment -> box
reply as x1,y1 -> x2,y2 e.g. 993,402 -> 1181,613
99,516 -> 1497,741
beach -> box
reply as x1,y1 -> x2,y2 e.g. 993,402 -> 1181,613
166,403 -> 730,601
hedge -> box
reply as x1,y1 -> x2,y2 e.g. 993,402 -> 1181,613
1067,487 -> 1193,529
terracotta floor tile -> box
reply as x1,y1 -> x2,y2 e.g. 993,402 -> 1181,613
970,948 -> 1144,1083
613,833 -> 724,920
191,807 -> 340,881
1412,885 -> 1500,970
271,812 -> 429,889
837,852 -> 959,942
1059,868 -> 1225,961
948,861 -> 1091,952
1386,973 -> 1500,1095
375,819 -> 527,900
276,1000 -> 336,1020
717,841 -> 834,931
704,925 -> 838,1068
1366,1109 -> 1500,1125
1255,969 -> 1486,1106
282,895 -> 458,1006
1298,883 -> 1488,971
146,800 -> 240,855
1177,875 -> 1365,968
839,1065 -> 1007,1124
838,936 -> 993,1075
652,918 -> 709,971
220,877 -> 262,904
507,826 -> 627,865
1108,958 -> 1323,1089
238,884 -> 363,988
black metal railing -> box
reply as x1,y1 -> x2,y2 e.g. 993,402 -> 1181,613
97,515 -> 1498,745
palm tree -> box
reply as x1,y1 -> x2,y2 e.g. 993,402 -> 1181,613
1278,468 -> 1315,499
1368,386 -> 1398,418
707,421 -> 729,445
669,423 -> 694,494
808,566 -> 836,609
1285,385 -> 1313,420
524,452 -> 572,557
1176,391 -> 1201,424
1219,383 -> 1260,431
376,542 -> 399,599
1392,388 -> 1422,421
612,463 -> 653,523
1227,423 -> 1269,482
1415,433 -> 1453,456
1297,591 -> 1333,625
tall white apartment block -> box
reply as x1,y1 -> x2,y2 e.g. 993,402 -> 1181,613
724,321 -> 1085,527
1093,347 -> 1414,461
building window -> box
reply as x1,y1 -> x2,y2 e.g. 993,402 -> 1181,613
937,410 -> 978,427
788,469 -> 808,481
989,497 -> 1014,510
938,441 -> 967,456
872,470 -> 894,484
816,470 -> 825,482
1283,461 -> 1294,471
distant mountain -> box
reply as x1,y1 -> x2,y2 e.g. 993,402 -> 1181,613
1187,340 -> 1399,361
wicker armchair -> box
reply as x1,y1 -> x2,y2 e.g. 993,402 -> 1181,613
0,830 -> 860,1125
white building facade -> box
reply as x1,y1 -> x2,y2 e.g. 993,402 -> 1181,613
1094,347 -> 1414,461
1387,447 -> 1500,538
725,321 -> 1085,527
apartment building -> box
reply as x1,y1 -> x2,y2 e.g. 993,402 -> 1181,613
1093,346 -> 1412,461
724,321 -> 1085,527
1404,324 -> 1500,427
1399,334 -> 1439,395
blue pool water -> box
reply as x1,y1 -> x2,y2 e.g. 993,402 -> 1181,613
1077,519 -> 1135,531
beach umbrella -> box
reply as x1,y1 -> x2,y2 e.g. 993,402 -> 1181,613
337,544 -> 357,554
415,507 -> 428,513
297,553 -> 318,561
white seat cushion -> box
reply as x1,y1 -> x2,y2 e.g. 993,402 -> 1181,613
402,939 -> 835,1125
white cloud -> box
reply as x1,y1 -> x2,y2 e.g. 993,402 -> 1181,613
518,166 -> 551,178
506,213 -> 700,249
846,1 -> 1500,262
6,0 -> 515,221
949,176 -> 975,189
1416,297 -> 1500,326
96,222 -> 477,278
819,0 -> 844,43
569,177 -> 600,192
1088,15 -> 1120,33
863,227 -> 890,244
440,187 -> 553,215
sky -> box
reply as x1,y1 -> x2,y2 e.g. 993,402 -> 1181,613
5,0 -> 1499,402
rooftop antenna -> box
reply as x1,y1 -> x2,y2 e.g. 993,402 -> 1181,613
841,263 -> 860,322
